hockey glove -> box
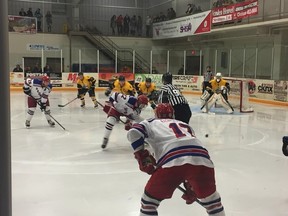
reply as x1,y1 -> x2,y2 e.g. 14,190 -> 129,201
105,88 -> 112,97
124,120 -> 132,131
181,181 -> 197,205
39,102 -> 47,111
134,149 -> 156,175
282,136 -> 288,156
150,102 -> 157,110
23,86 -> 31,96
77,94 -> 82,98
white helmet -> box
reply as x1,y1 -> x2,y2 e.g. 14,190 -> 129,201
215,72 -> 222,82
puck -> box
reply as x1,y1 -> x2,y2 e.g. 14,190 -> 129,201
205,134 -> 209,138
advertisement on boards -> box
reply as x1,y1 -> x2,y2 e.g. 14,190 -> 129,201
98,73 -> 134,87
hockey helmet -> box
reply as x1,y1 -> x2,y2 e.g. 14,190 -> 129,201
42,75 -> 50,82
118,75 -> 125,82
162,72 -> 173,84
215,72 -> 222,82
137,95 -> 149,109
155,103 -> 174,119
145,77 -> 152,83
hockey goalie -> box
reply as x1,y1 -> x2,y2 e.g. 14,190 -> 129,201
200,73 -> 234,114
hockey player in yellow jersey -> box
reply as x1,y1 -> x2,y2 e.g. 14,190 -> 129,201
200,72 -> 234,114
137,77 -> 159,109
105,75 -> 135,96
77,72 -> 98,108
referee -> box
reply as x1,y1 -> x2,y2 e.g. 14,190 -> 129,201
158,72 -> 192,124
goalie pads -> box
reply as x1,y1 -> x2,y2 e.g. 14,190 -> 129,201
200,90 -> 211,101
201,93 -> 233,114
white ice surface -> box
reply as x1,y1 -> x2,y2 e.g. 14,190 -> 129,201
11,91 -> 288,216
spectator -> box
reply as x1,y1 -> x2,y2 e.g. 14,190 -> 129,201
44,64 -> 53,75
34,8 -> 43,31
130,15 -> 137,36
145,15 -> 152,37
123,14 -> 130,36
186,4 -> 196,15
32,63 -> 42,73
137,15 -> 143,36
45,11 -> 52,32
13,64 -> 23,72
19,8 -> 27,16
170,8 -> 176,19
110,15 -> 117,35
116,15 -> 124,35
178,65 -> 186,75
26,8 -> 33,17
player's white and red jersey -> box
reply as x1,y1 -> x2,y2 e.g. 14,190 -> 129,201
24,77 -> 52,104
109,92 -> 141,121
127,118 -> 214,169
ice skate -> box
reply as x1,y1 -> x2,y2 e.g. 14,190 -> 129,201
80,104 -> 85,108
101,138 -> 109,149
47,120 -> 55,127
94,103 -> 98,108
25,120 -> 30,128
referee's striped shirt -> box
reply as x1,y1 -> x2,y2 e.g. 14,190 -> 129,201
158,84 -> 188,106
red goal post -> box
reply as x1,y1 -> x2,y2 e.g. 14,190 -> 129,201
225,78 -> 254,113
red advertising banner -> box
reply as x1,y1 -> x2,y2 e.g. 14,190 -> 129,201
212,0 -> 258,24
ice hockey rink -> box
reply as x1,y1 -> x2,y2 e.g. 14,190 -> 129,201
11,91 -> 288,216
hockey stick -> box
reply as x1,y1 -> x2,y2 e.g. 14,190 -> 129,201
29,95 -> 66,130
58,97 -> 78,107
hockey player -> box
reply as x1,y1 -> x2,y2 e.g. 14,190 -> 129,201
101,92 -> 149,149
137,77 -> 158,109
23,75 -> 55,128
77,72 -> 98,108
201,72 -> 233,114
127,103 -> 225,216
104,75 -> 135,96
158,72 -> 191,124
202,66 -> 214,94
282,136 -> 288,156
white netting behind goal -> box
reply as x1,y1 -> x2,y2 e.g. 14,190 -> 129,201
226,79 -> 254,113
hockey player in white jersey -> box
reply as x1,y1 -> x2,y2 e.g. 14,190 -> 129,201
127,103 -> 225,216
101,92 -> 148,149
23,75 -> 55,128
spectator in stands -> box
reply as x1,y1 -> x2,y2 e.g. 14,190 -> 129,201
26,8 -> 33,17
186,4 -> 196,15
152,66 -> 159,74
44,64 -> 53,76
178,65 -> 186,75
145,15 -> 152,37
130,15 -> 137,36
34,8 -> 43,31
13,64 -> 23,72
124,14 -> 130,36
110,15 -> 117,35
158,12 -> 166,22
116,15 -> 124,35
170,8 -> 176,19
137,15 -> 143,36
45,11 -> 52,32
32,63 -> 42,73
19,8 -> 27,16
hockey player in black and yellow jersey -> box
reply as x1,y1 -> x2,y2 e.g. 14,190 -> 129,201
137,77 -> 159,109
105,75 -> 135,96
200,72 -> 233,114
77,72 -> 98,108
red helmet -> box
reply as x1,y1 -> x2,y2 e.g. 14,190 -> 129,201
42,75 -> 50,82
155,103 -> 174,119
137,95 -> 148,109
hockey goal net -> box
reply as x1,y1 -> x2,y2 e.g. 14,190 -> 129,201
225,78 -> 254,113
